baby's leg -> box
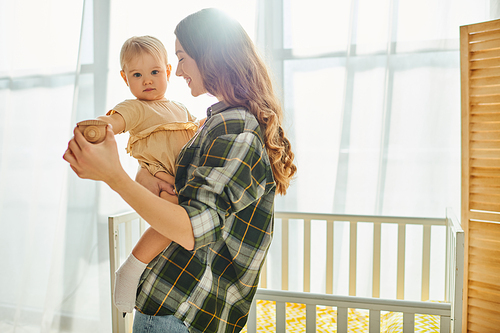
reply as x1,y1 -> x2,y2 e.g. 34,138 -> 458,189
114,172 -> 176,313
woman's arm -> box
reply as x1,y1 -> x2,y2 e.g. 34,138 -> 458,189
63,125 -> 195,250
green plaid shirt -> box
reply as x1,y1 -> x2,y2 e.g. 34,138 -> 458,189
136,102 -> 276,333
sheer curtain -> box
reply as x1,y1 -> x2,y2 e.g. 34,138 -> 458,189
0,0 -> 497,332
0,1 -> 256,332
263,0 -> 497,299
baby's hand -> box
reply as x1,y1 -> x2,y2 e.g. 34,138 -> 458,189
135,168 -> 176,198
160,187 -> 178,204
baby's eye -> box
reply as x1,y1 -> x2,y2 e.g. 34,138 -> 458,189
133,73 -> 141,78
152,70 -> 159,75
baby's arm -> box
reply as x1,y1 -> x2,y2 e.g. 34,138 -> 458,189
96,113 -> 126,134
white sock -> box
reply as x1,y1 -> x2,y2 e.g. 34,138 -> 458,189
114,253 -> 148,313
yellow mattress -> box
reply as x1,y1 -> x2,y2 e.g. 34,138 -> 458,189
241,300 -> 440,332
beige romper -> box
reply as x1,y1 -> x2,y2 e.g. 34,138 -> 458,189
107,99 -> 199,177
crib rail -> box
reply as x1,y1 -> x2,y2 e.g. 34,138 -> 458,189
247,289 -> 452,333
268,212 -> 449,299
250,210 -> 463,333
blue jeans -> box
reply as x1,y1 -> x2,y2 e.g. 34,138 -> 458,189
133,312 -> 189,333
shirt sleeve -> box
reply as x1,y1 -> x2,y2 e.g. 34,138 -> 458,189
178,131 -> 271,250
106,99 -> 144,133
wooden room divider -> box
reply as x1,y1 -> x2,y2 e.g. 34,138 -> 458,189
460,18 -> 500,333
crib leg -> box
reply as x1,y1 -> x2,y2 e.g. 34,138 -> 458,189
440,315 -> 450,333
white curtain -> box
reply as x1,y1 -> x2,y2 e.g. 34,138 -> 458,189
263,0 -> 497,299
0,1 -> 255,332
0,0 -> 497,331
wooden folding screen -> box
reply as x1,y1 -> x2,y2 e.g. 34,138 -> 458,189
460,19 -> 500,333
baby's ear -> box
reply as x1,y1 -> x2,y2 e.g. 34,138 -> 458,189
120,70 -> 129,86
166,64 -> 172,80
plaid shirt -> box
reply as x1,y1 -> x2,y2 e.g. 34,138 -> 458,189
136,102 -> 276,333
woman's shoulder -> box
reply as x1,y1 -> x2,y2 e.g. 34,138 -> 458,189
205,106 -> 262,139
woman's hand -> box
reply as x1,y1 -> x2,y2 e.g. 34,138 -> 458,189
135,168 -> 176,197
63,124 -> 127,187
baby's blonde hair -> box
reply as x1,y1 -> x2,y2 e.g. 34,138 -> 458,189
120,35 -> 168,70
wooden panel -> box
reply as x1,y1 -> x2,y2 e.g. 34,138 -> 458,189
470,184 -> 500,195
469,28 -> 500,42
470,75 -> 500,87
470,57 -> 500,69
470,157 -> 500,167
470,104 -> 500,113
462,19 -> 500,333
469,85 -> 500,96
470,148 -> 500,157
470,48 -> 500,61
469,210 -> 500,223
469,176 -> 500,187
470,94 -> 500,104
470,140 -> 500,149
470,200 -> 500,212
467,20 -> 500,34
470,121 -> 500,131
469,284 -> 500,304
470,39 -> 500,52
470,67 -> 500,78
470,112 -> 500,122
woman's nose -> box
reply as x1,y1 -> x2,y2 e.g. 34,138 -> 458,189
175,65 -> 182,77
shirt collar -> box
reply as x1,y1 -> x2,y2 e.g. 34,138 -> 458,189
206,101 -> 230,119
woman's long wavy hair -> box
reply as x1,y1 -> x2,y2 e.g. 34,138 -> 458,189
175,8 -> 296,195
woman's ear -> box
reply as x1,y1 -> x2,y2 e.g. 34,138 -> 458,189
166,64 -> 172,80
120,70 -> 129,86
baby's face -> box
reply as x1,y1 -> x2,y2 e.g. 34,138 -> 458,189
122,52 -> 169,101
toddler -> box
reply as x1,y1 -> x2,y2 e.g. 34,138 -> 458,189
82,35 -> 199,313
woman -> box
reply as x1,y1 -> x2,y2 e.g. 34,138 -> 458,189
64,8 -> 296,333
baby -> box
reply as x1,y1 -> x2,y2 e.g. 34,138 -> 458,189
81,35 -> 199,313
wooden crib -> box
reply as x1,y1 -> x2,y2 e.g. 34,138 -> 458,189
108,210 -> 463,333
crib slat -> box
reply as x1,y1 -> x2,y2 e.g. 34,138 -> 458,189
397,223 -> 406,300
304,219 -> 311,292
125,222 -> 133,255
372,223 -> 381,298
282,218 -> 289,291
326,220 -> 334,294
350,221 -> 357,296
306,304 -> 316,332
260,257 -> 267,288
369,309 -> 381,333
403,313 -> 414,333
276,301 -> 286,333
422,225 -> 431,301
337,307 -> 348,332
